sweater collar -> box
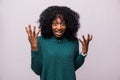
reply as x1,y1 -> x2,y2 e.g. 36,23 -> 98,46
51,36 -> 68,43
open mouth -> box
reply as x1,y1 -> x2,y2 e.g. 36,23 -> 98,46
54,31 -> 64,36
56,32 -> 62,35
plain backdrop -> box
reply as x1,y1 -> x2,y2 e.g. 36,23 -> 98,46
0,0 -> 120,80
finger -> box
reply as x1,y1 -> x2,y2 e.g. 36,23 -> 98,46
25,27 -> 28,33
88,34 -> 93,43
28,25 -> 32,34
78,38 -> 83,44
25,26 -> 30,37
82,35 -> 86,42
87,34 -> 90,42
88,34 -> 90,39
90,35 -> 93,40
33,26 -> 36,36
36,28 -> 41,36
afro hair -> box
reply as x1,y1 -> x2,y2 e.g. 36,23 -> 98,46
38,5 -> 80,40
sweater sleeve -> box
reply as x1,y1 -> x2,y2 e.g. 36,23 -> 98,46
74,53 -> 86,70
31,37 -> 42,75
74,38 -> 86,71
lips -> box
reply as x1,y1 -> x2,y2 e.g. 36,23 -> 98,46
56,32 -> 62,35
54,31 -> 64,36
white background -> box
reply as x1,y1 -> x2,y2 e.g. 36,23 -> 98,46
0,0 -> 120,80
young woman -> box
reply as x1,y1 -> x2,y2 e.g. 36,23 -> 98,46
25,6 -> 92,80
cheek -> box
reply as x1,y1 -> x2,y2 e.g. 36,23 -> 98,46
52,26 -> 56,31
62,26 -> 66,31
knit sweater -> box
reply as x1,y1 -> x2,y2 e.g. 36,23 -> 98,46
31,36 -> 86,80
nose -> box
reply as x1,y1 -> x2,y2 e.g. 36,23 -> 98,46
57,24 -> 62,30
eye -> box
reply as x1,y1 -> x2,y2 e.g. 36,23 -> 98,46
52,21 -> 58,26
61,21 -> 66,26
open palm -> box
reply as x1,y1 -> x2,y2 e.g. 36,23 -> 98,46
25,25 -> 41,51
79,34 -> 93,54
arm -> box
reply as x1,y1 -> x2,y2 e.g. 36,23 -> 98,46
31,44 -> 42,75
74,34 -> 93,70
74,53 -> 86,70
74,39 -> 86,71
25,25 -> 42,75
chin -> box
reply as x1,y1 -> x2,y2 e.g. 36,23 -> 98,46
55,35 -> 64,38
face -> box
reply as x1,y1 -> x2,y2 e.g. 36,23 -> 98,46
52,17 -> 66,38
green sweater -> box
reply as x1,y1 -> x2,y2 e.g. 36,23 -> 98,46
31,36 -> 86,80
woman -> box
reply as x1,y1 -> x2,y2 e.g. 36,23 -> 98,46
25,6 -> 92,80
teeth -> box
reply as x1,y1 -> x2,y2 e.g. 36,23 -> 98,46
55,32 -> 62,35
56,32 -> 62,35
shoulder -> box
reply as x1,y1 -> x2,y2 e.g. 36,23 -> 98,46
68,37 -> 79,47
38,35 -> 45,40
38,35 -> 42,39
71,37 -> 79,43
71,37 -> 79,47
38,36 -> 46,44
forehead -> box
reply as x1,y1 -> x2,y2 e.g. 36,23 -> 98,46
53,18 -> 64,22
53,14 -> 64,21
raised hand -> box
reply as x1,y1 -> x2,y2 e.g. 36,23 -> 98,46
25,25 -> 41,51
79,34 -> 93,54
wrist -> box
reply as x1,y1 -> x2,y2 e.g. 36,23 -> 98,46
81,52 -> 87,57
82,50 -> 88,54
31,46 -> 38,51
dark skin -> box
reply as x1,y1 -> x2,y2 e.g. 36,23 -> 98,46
25,25 -> 41,51
79,34 -> 93,54
25,24 -> 92,54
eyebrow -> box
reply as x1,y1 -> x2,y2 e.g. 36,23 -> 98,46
52,20 -> 65,22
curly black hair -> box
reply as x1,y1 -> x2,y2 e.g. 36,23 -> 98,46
38,5 -> 80,40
